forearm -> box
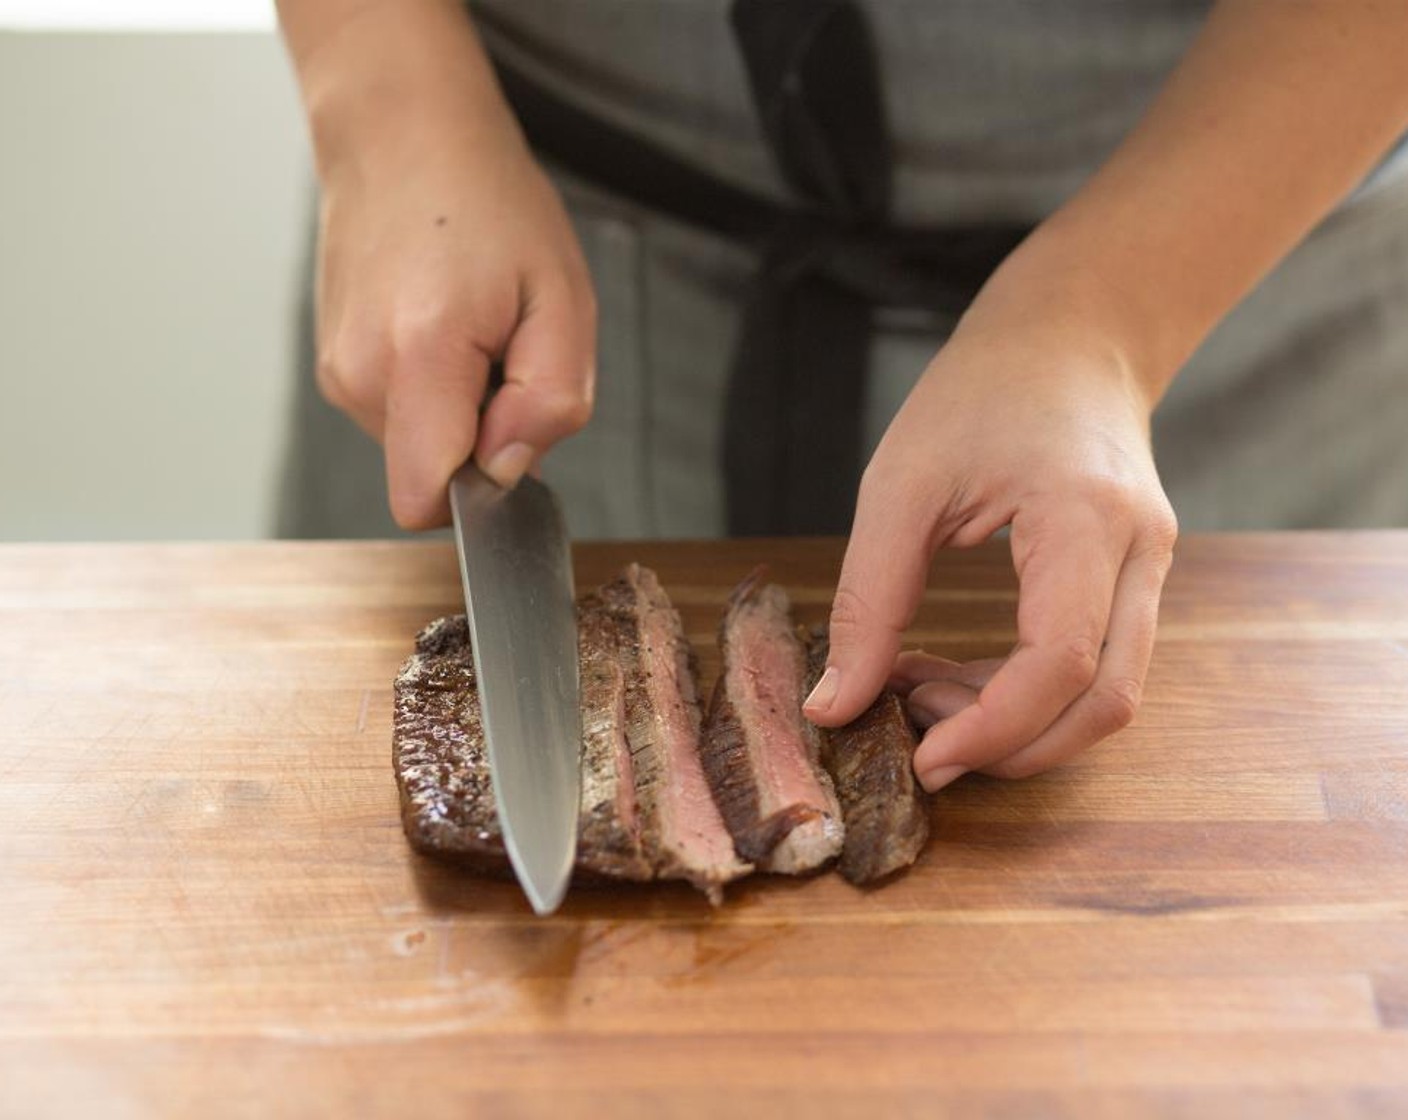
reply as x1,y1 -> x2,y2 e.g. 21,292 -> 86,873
274,0 -> 521,179
975,0 -> 1408,406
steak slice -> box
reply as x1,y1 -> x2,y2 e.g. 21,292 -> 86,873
592,564 -> 751,901
805,629 -> 931,885
576,600 -> 654,879
393,608 -> 652,882
393,615 -> 506,875
701,569 -> 844,873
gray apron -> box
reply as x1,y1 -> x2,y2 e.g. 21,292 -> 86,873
276,1 -> 1408,538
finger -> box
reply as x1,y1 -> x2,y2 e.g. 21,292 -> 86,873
911,505 -> 1124,786
383,322 -> 491,530
316,329 -> 388,443
887,652 -> 1005,695
805,473 -> 934,728
979,536 -> 1173,780
475,273 -> 596,489
907,679 -> 981,729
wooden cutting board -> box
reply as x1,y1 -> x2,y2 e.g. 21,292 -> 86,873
2,534 -> 1406,1118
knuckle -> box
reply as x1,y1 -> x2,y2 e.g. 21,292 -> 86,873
1073,473 -> 1140,524
1142,502 -> 1180,560
387,474 -> 443,532
389,306 -> 473,374
388,496 -> 420,532
828,582 -> 907,651
390,499 -> 433,533
314,348 -> 346,407
1072,474 -> 1168,541
536,383 -> 594,434
1051,633 -> 1101,691
827,585 -> 870,637
856,459 -> 941,533
858,457 -> 913,508
1090,674 -> 1143,734
316,335 -> 380,413
1085,473 -> 1131,510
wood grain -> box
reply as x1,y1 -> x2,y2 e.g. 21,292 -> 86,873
2,533 -> 1407,1118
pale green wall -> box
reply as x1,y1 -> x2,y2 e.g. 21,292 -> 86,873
0,31 -> 308,540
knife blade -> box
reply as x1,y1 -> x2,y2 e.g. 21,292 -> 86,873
449,463 -> 581,915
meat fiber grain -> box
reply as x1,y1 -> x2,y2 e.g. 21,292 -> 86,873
701,570 -> 844,873
592,565 -> 751,900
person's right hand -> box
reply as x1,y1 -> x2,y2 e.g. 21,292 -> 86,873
295,4 -> 596,529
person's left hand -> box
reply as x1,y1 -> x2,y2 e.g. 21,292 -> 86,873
802,269 -> 1178,790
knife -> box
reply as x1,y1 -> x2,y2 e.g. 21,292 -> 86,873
449,462 -> 581,915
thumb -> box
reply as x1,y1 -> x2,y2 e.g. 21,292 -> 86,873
475,273 -> 596,488
805,477 -> 933,727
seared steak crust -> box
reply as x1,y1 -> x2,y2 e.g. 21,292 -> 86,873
576,602 -> 654,880
393,615 -> 507,873
805,630 -> 931,884
393,609 -> 653,881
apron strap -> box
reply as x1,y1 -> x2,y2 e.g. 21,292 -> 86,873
726,0 -> 888,534
486,15 -> 1029,534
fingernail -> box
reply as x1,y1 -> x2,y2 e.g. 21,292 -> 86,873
481,442 -> 534,489
803,667 -> 840,714
918,764 -> 967,793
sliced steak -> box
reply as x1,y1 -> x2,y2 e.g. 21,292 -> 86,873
701,569 -> 844,873
393,565 -> 928,898
805,629 -> 931,885
393,608 -> 652,882
393,566 -> 748,901
592,564 -> 751,901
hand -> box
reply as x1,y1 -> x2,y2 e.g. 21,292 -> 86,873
804,271 -> 1178,790
301,7 -> 596,528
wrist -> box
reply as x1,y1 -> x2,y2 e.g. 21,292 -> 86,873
289,1 -> 519,184
959,221 -> 1185,415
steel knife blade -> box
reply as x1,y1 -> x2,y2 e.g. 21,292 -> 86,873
448,463 -> 581,915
